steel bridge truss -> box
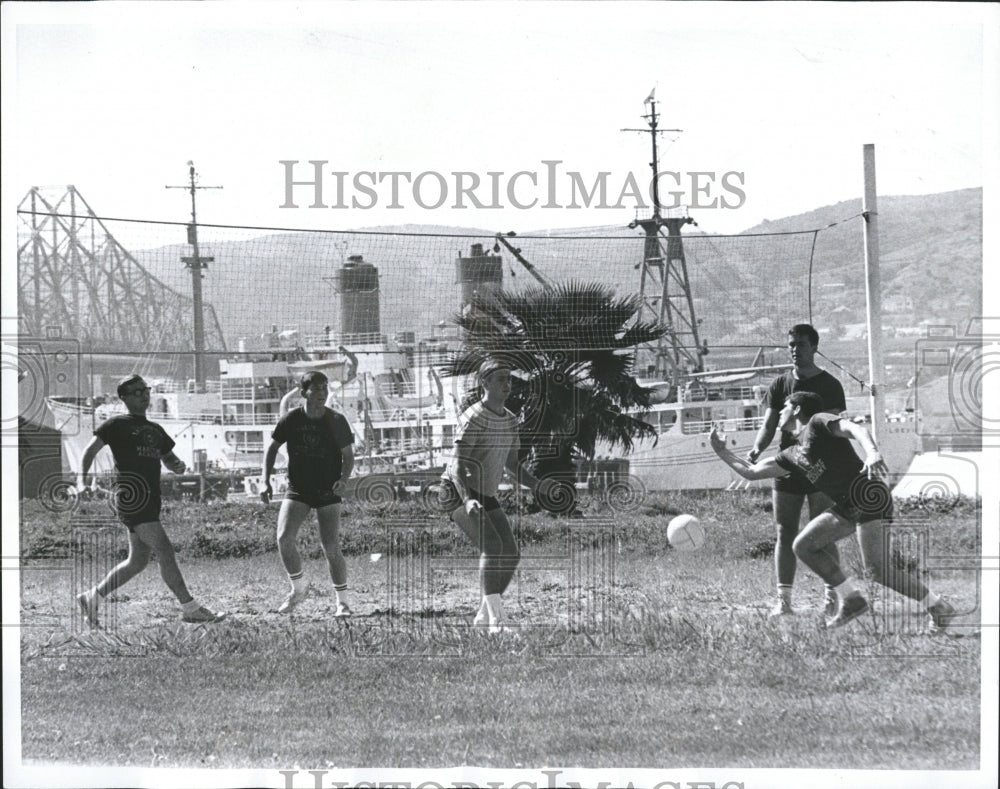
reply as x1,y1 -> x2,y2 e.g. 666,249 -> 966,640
16,187 -> 225,353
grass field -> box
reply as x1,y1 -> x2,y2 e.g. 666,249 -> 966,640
16,491 -> 984,771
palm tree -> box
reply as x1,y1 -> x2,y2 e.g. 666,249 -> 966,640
439,281 -> 666,507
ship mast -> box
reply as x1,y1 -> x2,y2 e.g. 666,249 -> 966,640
624,95 -> 705,384
167,162 -> 222,392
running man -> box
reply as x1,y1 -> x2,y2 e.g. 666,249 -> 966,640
439,358 -> 551,632
711,391 -> 957,631
749,323 -> 847,617
75,375 -> 223,626
262,371 -> 355,615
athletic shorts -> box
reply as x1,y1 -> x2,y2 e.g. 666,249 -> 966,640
113,491 -> 162,530
285,489 -> 341,509
439,479 -> 501,512
774,473 -> 818,496
830,477 -> 893,524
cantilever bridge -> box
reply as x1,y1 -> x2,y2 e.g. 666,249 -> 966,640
16,186 -> 225,362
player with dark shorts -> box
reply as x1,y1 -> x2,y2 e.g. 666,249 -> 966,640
262,371 -> 355,615
712,391 -> 958,632
76,375 -> 223,626
749,323 -> 847,618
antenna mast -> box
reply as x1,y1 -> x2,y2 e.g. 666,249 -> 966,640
167,162 -> 222,392
623,93 -> 704,383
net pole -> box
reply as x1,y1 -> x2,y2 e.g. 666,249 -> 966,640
862,144 -> 886,443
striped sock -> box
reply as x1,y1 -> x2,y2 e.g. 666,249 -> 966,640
334,583 -> 349,607
288,571 -> 307,595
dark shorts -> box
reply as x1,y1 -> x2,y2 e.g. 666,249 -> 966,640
774,474 -> 818,496
831,477 -> 894,524
439,479 -> 501,512
286,489 -> 341,509
113,492 -> 162,530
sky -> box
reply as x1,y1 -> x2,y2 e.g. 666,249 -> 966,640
2,1 -> 996,245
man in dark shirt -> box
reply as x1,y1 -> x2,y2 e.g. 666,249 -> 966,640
263,371 -> 355,615
76,375 -> 224,626
712,391 -> 958,632
749,324 -> 846,618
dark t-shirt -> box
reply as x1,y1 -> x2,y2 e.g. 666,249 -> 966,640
272,407 -> 354,494
764,369 -> 846,449
94,414 -> 174,498
774,413 -> 865,500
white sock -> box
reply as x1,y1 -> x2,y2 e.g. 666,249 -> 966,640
920,591 -> 941,610
181,599 -> 203,615
484,593 -> 502,622
334,584 -> 349,606
778,585 -> 793,605
289,572 -> 307,595
834,578 -> 859,599
824,584 -> 837,599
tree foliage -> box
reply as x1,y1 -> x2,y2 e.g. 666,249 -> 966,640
439,282 -> 667,471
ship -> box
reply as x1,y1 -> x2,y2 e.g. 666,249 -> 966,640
45,249 -> 490,497
43,102 -> 919,497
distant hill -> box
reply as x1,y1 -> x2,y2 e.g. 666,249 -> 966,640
132,189 -> 981,388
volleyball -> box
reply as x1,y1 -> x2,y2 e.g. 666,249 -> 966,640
667,514 -> 705,552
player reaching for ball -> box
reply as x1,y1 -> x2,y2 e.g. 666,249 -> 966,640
710,391 -> 958,632
439,358 -> 551,632
75,375 -> 224,627
748,324 -> 846,619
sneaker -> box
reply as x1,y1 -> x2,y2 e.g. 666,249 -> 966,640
768,599 -> 794,618
333,601 -> 353,618
181,606 -> 226,624
77,591 -> 99,628
928,598 -> 959,635
278,588 -> 308,614
824,593 -> 839,619
825,595 -> 870,629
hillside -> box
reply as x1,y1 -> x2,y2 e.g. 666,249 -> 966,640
132,189 -> 982,396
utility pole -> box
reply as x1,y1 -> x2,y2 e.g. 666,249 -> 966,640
167,162 -> 222,392
624,95 -> 703,384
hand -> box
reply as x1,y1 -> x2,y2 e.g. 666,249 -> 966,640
260,482 -> 273,504
862,451 -> 888,482
746,447 -> 761,463
165,457 -> 186,474
709,423 -> 727,453
465,498 -> 482,515
332,479 -> 345,496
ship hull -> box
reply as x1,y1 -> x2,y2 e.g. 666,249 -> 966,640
617,423 -> 919,492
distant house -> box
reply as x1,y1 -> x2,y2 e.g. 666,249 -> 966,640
884,293 -> 914,313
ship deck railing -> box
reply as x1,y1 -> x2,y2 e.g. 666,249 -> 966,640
301,331 -> 388,348
678,416 -> 767,436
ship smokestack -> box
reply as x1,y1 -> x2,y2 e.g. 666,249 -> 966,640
456,243 -> 503,313
332,254 -> 380,342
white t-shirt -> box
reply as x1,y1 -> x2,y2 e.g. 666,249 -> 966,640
443,401 -> 520,497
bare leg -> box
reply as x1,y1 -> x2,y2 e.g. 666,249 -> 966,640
856,519 -> 929,601
316,503 -> 347,588
132,521 -> 194,604
94,530 -> 152,598
774,490 -> 805,588
276,499 -> 312,578
792,512 -> 857,587
451,505 -> 519,596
